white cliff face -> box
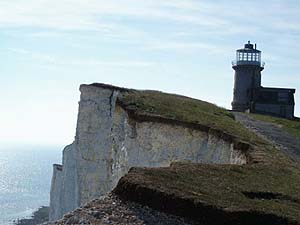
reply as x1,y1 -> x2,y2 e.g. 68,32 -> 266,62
49,165 -> 63,221
75,86 -> 120,208
61,143 -> 77,215
110,105 -> 247,188
49,85 -> 247,221
49,144 -> 77,221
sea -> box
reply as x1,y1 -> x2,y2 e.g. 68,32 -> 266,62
0,146 -> 62,225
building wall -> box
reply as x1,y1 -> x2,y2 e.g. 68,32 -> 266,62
232,65 -> 262,112
254,103 -> 294,119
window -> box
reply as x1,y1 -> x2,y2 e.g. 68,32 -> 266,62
249,53 -> 253,61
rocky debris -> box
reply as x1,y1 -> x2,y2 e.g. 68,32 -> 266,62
233,112 -> 300,161
44,194 -> 199,225
14,206 -> 49,225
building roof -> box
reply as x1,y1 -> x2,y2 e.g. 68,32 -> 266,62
260,87 -> 296,93
237,41 -> 261,53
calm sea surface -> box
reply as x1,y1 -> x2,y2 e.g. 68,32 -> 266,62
0,146 -> 61,225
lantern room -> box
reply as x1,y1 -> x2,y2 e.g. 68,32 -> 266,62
232,41 -> 264,67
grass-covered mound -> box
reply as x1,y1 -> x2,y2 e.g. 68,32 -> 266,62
114,163 -> 300,225
115,87 -> 289,164
118,89 -> 258,143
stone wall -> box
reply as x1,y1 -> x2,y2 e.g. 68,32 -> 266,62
49,84 -> 247,221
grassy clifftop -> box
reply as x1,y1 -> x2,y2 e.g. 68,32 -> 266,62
118,89 -> 256,141
90,83 -> 291,154
91,83 -> 252,141
88,84 -> 300,224
114,163 -> 300,225
116,88 -> 289,164
88,83 -> 293,164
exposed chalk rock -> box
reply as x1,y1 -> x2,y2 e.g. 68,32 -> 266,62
49,164 -> 63,221
49,84 -> 248,221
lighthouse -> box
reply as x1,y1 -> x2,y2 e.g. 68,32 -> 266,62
231,41 -> 295,119
231,41 -> 264,112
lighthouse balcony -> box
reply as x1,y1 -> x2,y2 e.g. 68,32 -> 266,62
232,60 -> 265,68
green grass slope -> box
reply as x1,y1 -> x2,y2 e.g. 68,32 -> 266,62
118,89 -> 253,141
116,88 -> 288,164
90,84 -> 300,224
114,163 -> 300,225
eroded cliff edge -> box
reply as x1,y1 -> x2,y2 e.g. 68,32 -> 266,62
49,83 -> 262,221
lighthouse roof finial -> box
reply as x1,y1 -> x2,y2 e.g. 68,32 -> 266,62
245,41 -> 254,49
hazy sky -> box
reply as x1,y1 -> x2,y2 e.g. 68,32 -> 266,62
0,0 -> 299,146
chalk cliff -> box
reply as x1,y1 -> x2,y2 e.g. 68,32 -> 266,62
49,83 -> 250,221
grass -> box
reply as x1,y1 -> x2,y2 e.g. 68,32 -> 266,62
115,163 -> 300,224
118,90 -> 236,131
110,87 -> 300,224
249,113 -> 300,137
89,83 -> 300,224
117,89 -> 289,164
118,90 -> 265,142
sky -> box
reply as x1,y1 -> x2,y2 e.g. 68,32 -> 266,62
0,0 -> 300,147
